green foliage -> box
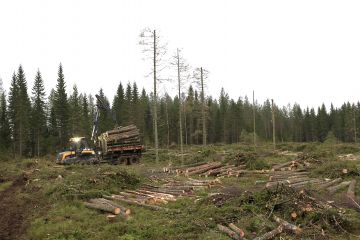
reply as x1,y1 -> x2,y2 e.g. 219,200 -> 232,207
312,160 -> 360,179
0,92 -> 10,150
54,64 -> 70,148
31,70 -> 47,156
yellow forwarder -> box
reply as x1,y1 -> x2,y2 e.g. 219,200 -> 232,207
56,94 -> 143,165
56,137 -> 98,164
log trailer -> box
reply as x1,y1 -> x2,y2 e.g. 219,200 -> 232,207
56,95 -> 144,165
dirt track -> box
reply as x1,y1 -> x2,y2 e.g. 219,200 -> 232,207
0,175 -> 32,240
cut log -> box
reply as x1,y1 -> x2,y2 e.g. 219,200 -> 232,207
347,180 -> 356,198
184,163 -> 211,173
89,198 -> 131,216
327,181 -> 351,194
346,180 -> 360,212
125,190 -> 168,204
84,202 -> 121,215
228,223 -> 245,238
290,179 -> 323,189
217,224 -> 240,240
266,181 -> 288,189
316,178 -> 342,189
103,195 -> 170,212
107,125 -> 137,135
269,173 -> 309,181
136,189 -> 177,201
273,215 -> 302,234
174,161 -> 208,173
272,161 -> 297,171
107,214 -> 117,222
253,225 -> 283,240
187,163 -> 223,175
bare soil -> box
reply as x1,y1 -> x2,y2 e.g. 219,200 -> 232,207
0,175 -> 34,240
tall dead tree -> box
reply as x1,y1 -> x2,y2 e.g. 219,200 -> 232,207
272,99 -> 276,150
140,28 -> 167,163
171,49 -> 190,164
194,67 -> 209,146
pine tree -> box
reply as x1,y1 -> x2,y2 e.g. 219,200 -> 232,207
54,63 -> 69,148
31,69 -> 46,156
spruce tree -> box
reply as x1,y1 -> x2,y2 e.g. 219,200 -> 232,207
97,88 -> 113,134
81,95 -> 91,138
31,70 -> 46,156
54,64 -> 69,148
8,72 -> 19,155
69,85 -> 81,136
47,89 -> 58,153
0,92 -> 11,151
112,83 -> 125,125
15,66 -> 31,156
124,83 -> 132,124
317,104 -> 329,142
132,82 -> 140,127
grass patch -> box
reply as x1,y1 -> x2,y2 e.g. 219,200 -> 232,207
0,181 -> 12,192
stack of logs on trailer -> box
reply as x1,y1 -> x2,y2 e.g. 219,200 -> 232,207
98,124 -> 144,163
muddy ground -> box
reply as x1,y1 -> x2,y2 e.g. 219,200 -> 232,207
0,175 -> 35,240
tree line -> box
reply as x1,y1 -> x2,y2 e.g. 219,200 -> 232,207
0,63 -> 358,158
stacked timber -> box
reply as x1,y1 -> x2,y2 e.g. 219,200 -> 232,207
162,178 -> 222,190
271,160 -> 309,172
265,171 -> 357,192
173,162 -> 267,178
98,124 -> 141,148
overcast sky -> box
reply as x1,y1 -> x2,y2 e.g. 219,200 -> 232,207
0,0 -> 360,109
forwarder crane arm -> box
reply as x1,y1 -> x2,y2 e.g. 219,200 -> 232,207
91,94 -> 117,143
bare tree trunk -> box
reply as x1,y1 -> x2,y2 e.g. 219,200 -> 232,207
177,49 -> 184,164
165,99 -> 170,150
153,30 -> 159,163
253,90 -> 256,150
200,67 -> 206,146
272,99 -> 276,150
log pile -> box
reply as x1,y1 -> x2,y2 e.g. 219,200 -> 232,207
161,178 -> 221,190
98,124 -> 141,147
266,170 -> 358,195
102,178 -> 221,212
172,162 -> 268,178
217,216 -> 301,240
271,160 -> 310,172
